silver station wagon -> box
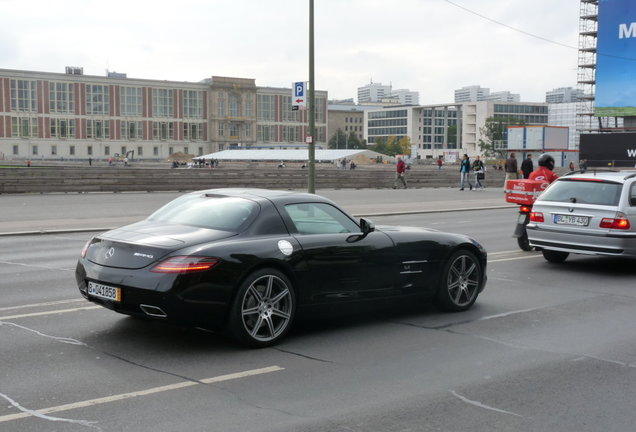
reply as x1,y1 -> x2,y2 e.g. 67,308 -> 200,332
527,170 -> 636,263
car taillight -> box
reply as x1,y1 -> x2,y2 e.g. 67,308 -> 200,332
600,213 -> 631,230
151,256 -> 220,273
520,205 -> 532,214
530,212 -> 544,222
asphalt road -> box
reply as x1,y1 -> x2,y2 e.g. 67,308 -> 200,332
2,203 -> 636,432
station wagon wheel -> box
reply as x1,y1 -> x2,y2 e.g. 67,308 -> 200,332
229,268 -> 295,348
437,249 -> 482,311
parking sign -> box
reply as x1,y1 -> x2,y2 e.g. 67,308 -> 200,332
292,81 -> 307,111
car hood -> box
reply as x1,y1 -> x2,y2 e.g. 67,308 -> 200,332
86,220 -> 237,269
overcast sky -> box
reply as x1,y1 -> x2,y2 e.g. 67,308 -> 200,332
1,0 -> 581,104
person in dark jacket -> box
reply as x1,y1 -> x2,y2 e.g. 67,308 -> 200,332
520,154 -> 533,179
459,154 -> 472,191
505,152 -> 519,182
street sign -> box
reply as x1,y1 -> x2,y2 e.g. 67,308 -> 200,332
305,135 -> 313,144
292,81 -> 307,111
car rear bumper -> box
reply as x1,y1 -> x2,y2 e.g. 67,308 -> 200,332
527,225 -> 636,256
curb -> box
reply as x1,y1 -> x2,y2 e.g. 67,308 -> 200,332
0,205 -> 516,237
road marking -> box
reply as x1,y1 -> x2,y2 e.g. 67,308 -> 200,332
0,298 -> 84,312
0,366 -> 284,423
0,306 -> 101,320
0,259 -> 74,272
489,254 -> 541,263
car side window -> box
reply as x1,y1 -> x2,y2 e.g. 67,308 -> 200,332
631,183 -> 636,206
285,203 -> 359,235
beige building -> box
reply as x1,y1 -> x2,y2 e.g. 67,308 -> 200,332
0,68 -> 327,160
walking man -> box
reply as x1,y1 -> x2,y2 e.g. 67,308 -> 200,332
520,154 -> 533,179
393,156 -> 408,189
505,152 -> 519,182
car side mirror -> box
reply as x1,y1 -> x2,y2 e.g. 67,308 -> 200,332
360,218 -> 375,234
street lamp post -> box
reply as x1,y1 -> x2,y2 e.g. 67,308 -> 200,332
307,0 -> 316,194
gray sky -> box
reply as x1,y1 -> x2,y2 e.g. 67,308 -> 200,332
1,0 -> 581,103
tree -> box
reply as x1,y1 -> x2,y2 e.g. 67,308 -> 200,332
370,136 -> 411,156
477,116 -> 526,158
347,131 -> 362,149
328,129 -> 347,149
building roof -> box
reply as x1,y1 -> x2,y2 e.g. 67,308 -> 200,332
199,149 -> 382,161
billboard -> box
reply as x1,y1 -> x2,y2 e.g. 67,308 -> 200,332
580,133 -> 636,167
595,0 -> 636,117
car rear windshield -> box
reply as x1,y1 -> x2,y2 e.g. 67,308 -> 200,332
147,195 -> 259,231
539,179 -> 623,206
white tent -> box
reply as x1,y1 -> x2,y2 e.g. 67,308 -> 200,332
198,149 -> 385,162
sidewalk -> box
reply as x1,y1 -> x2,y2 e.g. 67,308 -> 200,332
0,188 -> 513,235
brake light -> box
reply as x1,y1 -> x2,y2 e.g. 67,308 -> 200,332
520,205 -> 532,214
600,213 -> 631,230
151,256 -> 220,273
530,212 -> 544,222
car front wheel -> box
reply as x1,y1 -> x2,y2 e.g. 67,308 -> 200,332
542,249 -> 569,263
229,268 -> 295,348
437,249 -> 482,312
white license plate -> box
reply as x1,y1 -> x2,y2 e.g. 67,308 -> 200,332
518,214 -> 528,224
554,214 -> 589,226
87,281 -> 121,302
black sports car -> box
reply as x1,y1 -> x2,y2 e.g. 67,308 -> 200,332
76,189 -> 487,347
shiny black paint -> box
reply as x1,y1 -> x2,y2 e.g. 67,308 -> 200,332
76,188 -> 487,331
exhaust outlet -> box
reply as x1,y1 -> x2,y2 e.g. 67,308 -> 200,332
140,304 -> 168,318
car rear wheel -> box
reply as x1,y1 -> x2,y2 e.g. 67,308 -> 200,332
437,249 -> 482,312
542,249 -> 569,263
229,268 -> 295,348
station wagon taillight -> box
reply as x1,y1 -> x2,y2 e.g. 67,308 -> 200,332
530,212 -> 544,222
600,213 -> 631,230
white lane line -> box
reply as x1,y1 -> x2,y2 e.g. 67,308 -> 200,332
488,250 -> 527,256
0,298 -> 84,312
0,259 -> 74,272
0,306 -> 101,320
0,321 -> 86,345
489,255 -> 542,263
0,366 -> 284,424
450,390 -> 523,418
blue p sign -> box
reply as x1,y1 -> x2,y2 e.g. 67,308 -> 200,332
295,82 -> 304,97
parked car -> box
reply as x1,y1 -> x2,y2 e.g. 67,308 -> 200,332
76,188 -> 487,347
527,170 -> 636,263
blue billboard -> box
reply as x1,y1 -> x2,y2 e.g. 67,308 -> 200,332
595,0 -> 636,116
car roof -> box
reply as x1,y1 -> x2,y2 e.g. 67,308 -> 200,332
188,188 -> 331,203
560,170 -> 636,184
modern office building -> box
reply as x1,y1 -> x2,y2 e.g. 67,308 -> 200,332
327,103 -> 377,146
389,89 -> 419,105
0,68 -> 328,160
454,85 -> 520,103
357,82 -> 419,105
546,87 -> 584,104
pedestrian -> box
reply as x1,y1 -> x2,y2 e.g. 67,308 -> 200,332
472,155 -> 485,190
124,157 -> 128,166
437,157 -> 443,170
459,154 -> 472,191
580,159 -> 588,173
569,161 -> 575,171
520,154 -> 533,179
108,157 -> 113,166
504,152 -> 519,182
392,156 -> 408,189
88,157 -> 92,166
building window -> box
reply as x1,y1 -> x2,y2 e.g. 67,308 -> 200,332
12,145 -> 18,155
153,146 -> 159,156
168,147 -> 174,155
104,145 -> 110,156
184,147 -> 189,154
257,125 -> 275,141
120,87 -> 143,116
257,95 -> 275,121
121,121 -> 143,139
70,145 -> 75,155
229,95 -> 240,117
137,146 -> 143,157
283,96 -> 301,122
218,96 -> 225,117
218,123 -> 224,137
229,123 -> 240,138
183,90 -> 203,118
86,85 -> 110,115
51,119 -> 76,138
198,146 -> 203,155
49,82 -> 75,114
32,145 -> 38,155
121,146 -> 127,155
184,122 -> 204,140
10,80 -> 37,112
51,145 -> 57,155
152,89 -> 174,117
153,122 -> 174,140
87,120 -> 110,139
87,146 -> 93,156
11,117 -> 38,137
245,99 -> 253,117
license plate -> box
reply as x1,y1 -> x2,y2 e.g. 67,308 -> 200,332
518,214 -> 528,224
87,281 -> 121,302
554,214 -> 589,226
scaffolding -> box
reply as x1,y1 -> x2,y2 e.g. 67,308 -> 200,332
577,0 -> 624,140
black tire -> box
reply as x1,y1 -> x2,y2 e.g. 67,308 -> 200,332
517,232 -> 533,251
228,268 -> 295,348
542,249 -> 569,263
437,249 -> 483,312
